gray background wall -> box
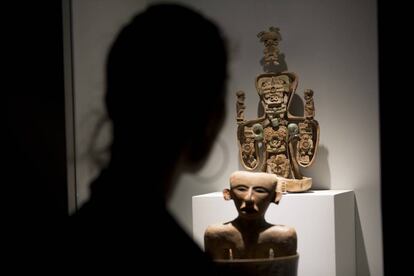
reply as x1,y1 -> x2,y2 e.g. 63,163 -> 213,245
70,0 -> 382,275
71,0 -> 146,206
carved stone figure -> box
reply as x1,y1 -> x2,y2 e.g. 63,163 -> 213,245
236,90 -> 246,123
204,171 -> 298,275
304,89 -> 315,119
236,27 -> 320,192
257,26 -> 281,66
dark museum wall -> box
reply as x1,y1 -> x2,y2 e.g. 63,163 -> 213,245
5,2 -> 68,218
67,0 -> 382,275
65,0 -> 147,211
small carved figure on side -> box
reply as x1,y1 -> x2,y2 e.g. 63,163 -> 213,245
304,89 -> 315,119
236,90 -> 246,123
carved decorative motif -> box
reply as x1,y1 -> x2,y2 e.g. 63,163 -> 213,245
235,27 -> 320,192
257,26 -> 282,68
236,90 -> 246,123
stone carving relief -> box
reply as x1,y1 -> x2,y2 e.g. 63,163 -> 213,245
236,27 -> 320,192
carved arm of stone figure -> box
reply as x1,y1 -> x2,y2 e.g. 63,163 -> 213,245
204,171 -> 297,260
235,91 -> 268,171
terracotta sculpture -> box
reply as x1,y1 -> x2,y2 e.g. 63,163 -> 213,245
205,171 -> 296,259
204,171 -> 298,275
236,27 -> 320,192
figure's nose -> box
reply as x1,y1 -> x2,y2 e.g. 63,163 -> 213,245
245,187 -> 254,203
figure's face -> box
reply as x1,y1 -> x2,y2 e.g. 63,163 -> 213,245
263,86 -> 284,106
231,183 -> 274,219
225,171 -> 282,219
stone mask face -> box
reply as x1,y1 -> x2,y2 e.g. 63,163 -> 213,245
223,171 -> 282,219
229,183 -> 274,219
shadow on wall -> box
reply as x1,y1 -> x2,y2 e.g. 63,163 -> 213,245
86,111 -> 112,169
355,198 -> 371,276
289,93 -> 304,117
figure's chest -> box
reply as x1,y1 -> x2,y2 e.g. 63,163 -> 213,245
228,232 -> 279,259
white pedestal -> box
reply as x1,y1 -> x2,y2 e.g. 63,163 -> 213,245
192,190 -> 355,276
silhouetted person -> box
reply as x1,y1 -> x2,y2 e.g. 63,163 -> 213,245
72,3 -> 233,275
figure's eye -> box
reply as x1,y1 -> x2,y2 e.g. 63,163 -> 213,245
235,186 -> 248,192
254,187 -> 269,194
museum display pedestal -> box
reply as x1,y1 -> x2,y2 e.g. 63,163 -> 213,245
215,254 -> 299,276
192,190 -> 355,276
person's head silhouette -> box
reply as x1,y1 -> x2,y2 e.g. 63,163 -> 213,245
72,6 -> 265,276
76,3 -> 227,219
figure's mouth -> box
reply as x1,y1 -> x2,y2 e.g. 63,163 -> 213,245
265,102 -> 277,107
241,207 -> 258,214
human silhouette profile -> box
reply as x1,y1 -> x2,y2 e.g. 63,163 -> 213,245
72,3 -> 232,275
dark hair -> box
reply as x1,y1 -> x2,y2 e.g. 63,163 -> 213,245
104,4 -> 228,167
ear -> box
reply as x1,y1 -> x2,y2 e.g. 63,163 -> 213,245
223,189 -> 232,201
274,177 -> 285,205
274,192 -> 282,205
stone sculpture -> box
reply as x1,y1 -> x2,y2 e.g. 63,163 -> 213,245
236,27 -> 320,192
204,171 -> 298,275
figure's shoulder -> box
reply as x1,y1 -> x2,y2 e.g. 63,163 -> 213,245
263,224 -> 297,240
261,225 -> 297,255
204,223 -> 235,238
